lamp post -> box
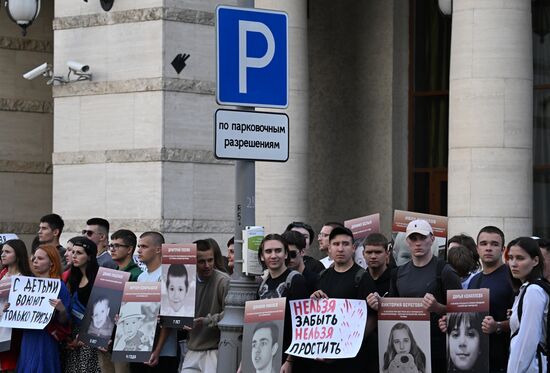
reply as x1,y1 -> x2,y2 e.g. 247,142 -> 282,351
4,0 -> 41,36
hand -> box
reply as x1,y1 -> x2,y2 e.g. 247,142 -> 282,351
310,290 -> 328,299
422,293 -> 442,313
145,349 -> 160,367
2,302 -> 9,313
482,315 -> 497,334
193,317 -> 207,329
366,292 -> 380,311
237,362 -> 242,373
280,360 -> 292,373
438,315 -> 447,333
49,298 -> 65,312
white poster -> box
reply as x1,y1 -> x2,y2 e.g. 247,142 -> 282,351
0,276 -> 61,330
286,298 -> 367,359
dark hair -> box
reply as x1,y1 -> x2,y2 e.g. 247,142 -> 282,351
139,231 -> 165,246
93,295 -> 110,308
258,234 -> 289,269
2,239 -> 33,276
40,214 -> 65,235
508,236 -> 545,282
253,321 -> 279,345
447,245 -> 477,278
477,226 -> 505,247
383,322 -> 426,372
227,236 -> 234,247
537,238 -> 550,251
448,234 -> 479,268
285,222 -> 315,243
329,226 -> 354,242
281,230 -> 306,251
166,264 -> 189,291
204,238 -> 228,273
323,222 -> 344,229
111,229 -> 137,253
365,233 -> 389,250
447,312 -> 487,372
31,235 -> 41,254
67,237 -> 99,293
86,217 -> 110,235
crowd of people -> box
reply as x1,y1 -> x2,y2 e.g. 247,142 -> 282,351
0,213 -> 549,373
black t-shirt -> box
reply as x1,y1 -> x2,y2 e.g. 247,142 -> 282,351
468,264 -> 514,371
301,266 -> 319,296
304,255 -> 325,274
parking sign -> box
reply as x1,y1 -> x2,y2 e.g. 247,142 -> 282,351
216,6 -> 288,108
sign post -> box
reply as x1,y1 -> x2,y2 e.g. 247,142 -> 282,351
215,3 -> 288,373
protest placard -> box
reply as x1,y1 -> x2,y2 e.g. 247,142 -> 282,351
344,213 -> 381,268
392,210 -> 448,266
0,278 -> 12,352
378,298 -> 432,373
0,234 -> 18,245
112,282 -> 161,363
242,298 -> 286,373
160,244 -> 196,328
286,298 -> 367,359
79,268 -> 130,348
446,289 -> 490,373
0,275 -> 61,330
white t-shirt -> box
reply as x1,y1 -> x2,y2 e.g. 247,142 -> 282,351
137,266 -> 162,282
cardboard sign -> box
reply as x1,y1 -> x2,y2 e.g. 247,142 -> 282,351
345,213 -> 381,268
160,244 -> 197,328
242,298 -> 286,373
112,282 -> 161,362
79,268 -> 130,348
378,298 -> 432,373
0,276 -> 61,330
446,289 -> 490,373
286,298 -> 367,359
0,278 -> 12,352
392,210 -> 448,266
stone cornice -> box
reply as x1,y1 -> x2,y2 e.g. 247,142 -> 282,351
52,77 -> 215,98
0,98 -> 53,114
0,36 -> 53,53
53,7 -> 214,30
52,148 -> 233,166
62,218 -> 234,234
0,160 -> 52,174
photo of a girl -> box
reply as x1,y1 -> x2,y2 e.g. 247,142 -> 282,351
446,312 -> 488,372
383,322 -> 427,373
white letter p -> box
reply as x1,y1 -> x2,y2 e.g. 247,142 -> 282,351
238,20 -> 275,94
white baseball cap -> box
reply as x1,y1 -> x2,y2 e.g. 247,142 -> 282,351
405,219 -> 433,238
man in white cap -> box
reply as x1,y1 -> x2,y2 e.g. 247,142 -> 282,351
367,219 -> 461,372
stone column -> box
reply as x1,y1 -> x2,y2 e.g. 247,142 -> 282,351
448,1 -> 533,239
52,1 -> 240,243
255,0 -> 309,232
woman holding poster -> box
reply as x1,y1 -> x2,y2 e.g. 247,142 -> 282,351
507,237 -> 550,373
63,237 -> 100,373
0,239 -> 33,371
16,244 -> 70,373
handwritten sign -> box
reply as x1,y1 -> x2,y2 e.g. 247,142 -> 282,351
0,276 -> 61,329
286,298 -> 367,359
0,234 -> 18,245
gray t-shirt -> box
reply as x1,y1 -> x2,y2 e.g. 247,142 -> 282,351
96,250 -> 117,269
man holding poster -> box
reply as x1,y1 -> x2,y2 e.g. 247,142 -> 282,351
310,227 -> 377,372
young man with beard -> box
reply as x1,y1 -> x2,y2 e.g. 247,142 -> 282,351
83,217 -> 117,269
311,227 -> 377,373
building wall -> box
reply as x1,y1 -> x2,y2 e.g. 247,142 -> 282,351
0,2 -> 54,244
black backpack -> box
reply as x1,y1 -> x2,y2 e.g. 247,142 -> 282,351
511,278 -> 550,373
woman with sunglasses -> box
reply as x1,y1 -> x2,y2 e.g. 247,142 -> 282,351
0,239 -> 33,372
63,236 -> 101,373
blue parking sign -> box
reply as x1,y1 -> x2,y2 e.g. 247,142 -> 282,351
216,6 -> 288,108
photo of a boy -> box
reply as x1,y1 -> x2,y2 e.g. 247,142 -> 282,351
161,264 -> 195,317
114,302 -> 154,352
87,296 -> 115,339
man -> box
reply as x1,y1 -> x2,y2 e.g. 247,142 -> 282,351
227,236 -> 235,274
282,230 -> 318,294
465,226 -> 514,373
84,217 -> 117,269
130,232 -> 178,372
251,322 -> 279,373
181,239 -> 230,372
317,222 -> 343,268
110,229 -> 142,281
38,213 -> 67,268
285,222 -> 324,274
367,219 -> 461,372
311,227 -> 377,372
537,238 -> 550,282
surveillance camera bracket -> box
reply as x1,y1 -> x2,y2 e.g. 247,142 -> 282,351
68,68 -> 92,82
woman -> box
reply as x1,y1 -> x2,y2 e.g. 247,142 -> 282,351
16,244 -> 71,373
0,240 -> 33,372
204,238 -> 229,273
447,312 -> 488,372
63,236 -> 100,373
507,237 -> 549,373
383,322 -> 426,373
61,237 -> 77,283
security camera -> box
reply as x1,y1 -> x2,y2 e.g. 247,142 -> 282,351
23,63 -> 51,80
67,61 -> 90,73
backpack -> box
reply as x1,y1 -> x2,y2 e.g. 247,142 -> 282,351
390,257 -> 446,302
259,270 -> 301,297
511,279 -> 550,373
